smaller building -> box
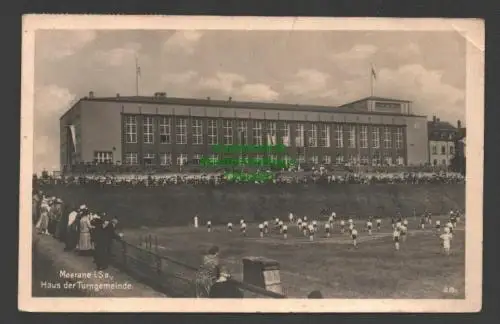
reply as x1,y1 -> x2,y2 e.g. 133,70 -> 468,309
427,116 -> 462,167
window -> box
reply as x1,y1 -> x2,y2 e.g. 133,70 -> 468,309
192,119 -> 203,145
384,127 -> 392,149
298,153 -> 306,164
432,145 -> 437,154
209,154 -> 219,165
192,153 -> 202,165
159,153 -> 172,166
335,125 -> 344,148
322,155 -> 331,164
309,155 -> 319,164
144,153 -> 155,165
238,154 -> 249,165
269,154 -> 277,165
319,124 -> 330,148
450,145 -> 455,155
360,126 -> 368,148
252,121 -> 263,145
348,125 -> 356,148
441,145 -> 446,154
335,153 -> 344,164
124,152 -> 138,165
159,117 -> 171,144
433,159 -> 438,166
280,122 -> 290,147
396,156 -> 405,166
175,118 -> 187,144
124,116 -> 137,143
255,154 -> 264,166
348,155 -> 358,165
308,124 -> 318,147
295,123 -> 304,147
143,116 -> 154,144
395,128 -> 403,149
372,127 -> 380,149
223,120 -> 233,145
176,153 -> 187,166
237,121 -> 248,145
267,122 -> 277,145
94,151 -> 113,164
360,156 -> 369,165
208,119 -> 218,145
372,152 -> 381,166
383,151 -> 392,165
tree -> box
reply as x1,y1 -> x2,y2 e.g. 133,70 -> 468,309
450,137 -> 466,176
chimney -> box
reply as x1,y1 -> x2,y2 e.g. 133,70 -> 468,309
206,96 -> 211,101
116,93 -> 120,98
457,120 -> 462,129
437,118 -> 440,123
89,91 -> 94,99
432,116 -> 436,123
228,96 -> 232,102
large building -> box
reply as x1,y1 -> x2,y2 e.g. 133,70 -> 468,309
427,116 -> 462,167
59,92 -> 429,170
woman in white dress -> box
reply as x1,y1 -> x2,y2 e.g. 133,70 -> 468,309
78,209 -> 93,255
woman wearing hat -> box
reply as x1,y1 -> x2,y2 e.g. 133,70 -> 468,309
78,208 -> 93,256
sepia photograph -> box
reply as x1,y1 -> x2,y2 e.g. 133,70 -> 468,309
19,15 -> 483,312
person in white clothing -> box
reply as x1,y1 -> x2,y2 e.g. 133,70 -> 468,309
297,218 -> 302,230
279,220 -> 284,233
227,222 -> 233,232
440,227 -> 453,255
393,228 -> 401,251
312,220 -> 318,233
351,228 -> 358,248
308,224 -> 315,241
240,222 -> 247,236
328,215 -> 334,226
263,221 -> 269,234
207,220 -> 212,233
366,220 -> 373,235
275,218 -> 280,226
325,222 -> 331,238
258,223 -> 264,238
194,215 -> 199,228
348,218 -> 354,226
340,219 -> 345,234
446,221 -> 454,235
283,224 -> 288,239
331,212 -> 336,220
289,212 -> 294,224
302,222 -> 308,236
376,218 -> 382,231
400,224 -> 408,242
348,223 -> 354,235
403,218 -> 409,227
240,218 -> 245,225
435,220 -> 441,233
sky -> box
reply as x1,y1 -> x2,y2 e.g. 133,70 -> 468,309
33,29 -> 466,172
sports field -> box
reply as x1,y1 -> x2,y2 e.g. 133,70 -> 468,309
121,215 -> 465,299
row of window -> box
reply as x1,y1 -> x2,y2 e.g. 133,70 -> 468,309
124,116 -> 405,149
121,152 -> 405,166
433,159 -> 450,166
431,144 -> 455,155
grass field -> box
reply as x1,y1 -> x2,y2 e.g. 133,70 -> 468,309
121,215 -> 465,299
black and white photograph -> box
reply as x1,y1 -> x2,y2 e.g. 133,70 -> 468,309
19,16 -> 483,312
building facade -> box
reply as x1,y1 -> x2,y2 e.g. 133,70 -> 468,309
60,92 -> 429,170
427,116 -> 461,167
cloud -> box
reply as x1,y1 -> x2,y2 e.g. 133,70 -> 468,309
162,70 -> 199,84
34,85 -> 76,173
93,42 -> 142,67
235,83 -> 279,101
330,44 -> 378,76
385,42 -> 421,59
163,31 -> 203,55
284,69 -> 330,96
198,72 -> 246,95
37,30 -> 97,61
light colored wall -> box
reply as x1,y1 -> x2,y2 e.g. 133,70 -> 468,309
80,101 -> 122,163
405,117 -> 429,165
429,140 -> 455,166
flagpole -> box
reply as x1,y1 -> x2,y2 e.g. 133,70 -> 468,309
135,56 -> 140,96
370,65 -> 374,97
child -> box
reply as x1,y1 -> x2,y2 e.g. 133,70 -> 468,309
325,222 -> 331,238
340,219 -> 345,234
393,228 -> 401,251
376,218 -> 382,231
435,219 -> 441,233
259,223 -> 264,238
308,224 -> 315,241
440,227 -> 453,255
227,222 -> 233,232
351,228 -> 358,248
366,220 -> 373,235
207,220 -> 212,233
241,222 -> 247,236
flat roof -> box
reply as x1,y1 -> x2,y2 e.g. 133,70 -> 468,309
61,95 -> 426,119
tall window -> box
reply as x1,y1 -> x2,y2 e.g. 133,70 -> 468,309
159,117 -> 171,144
309,155 -> 319,164
432,145 -> 437,154
124,152 -> 138,165
297,153 -> 306,163
124,116 -> 137,143
360,156 -> 369,165
383,151 -> 392,165
384,127 -> 392,149
94,151 -> 113,164
395,128 -> 403,149
280,122 -> 290,147
238,153 -> 249,165
237,121 -> 248,145
223,120 -> 233,145
372,127 -> 380,149
450,145 -> 454,155
253,121 -> 263,145
177,153 -> 187,166
192,153 -> 202,165
255,154 -> 264,166
295,123 -> 305,147
372,152 -> 380,166
335,153 -> 344,164
175,118 -> 187,144
209,154 -> 219,165
360,126 -> 368,148
441,145 -> 446,154
267,122 -> 277,145
319,124 -> 330,147
348,125 -> 356,148
144,153 -> 155,165
159,153 -> 172,166
322,155 -> 331,164
308,124 -> 318,147
143,116 -> 154,144
396,156 -> 405,166
192,119 -> 203,145
208,119 -> 218,145
335,125 -> 343,148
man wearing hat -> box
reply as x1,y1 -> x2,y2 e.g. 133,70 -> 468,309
93,214 -> 122,270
